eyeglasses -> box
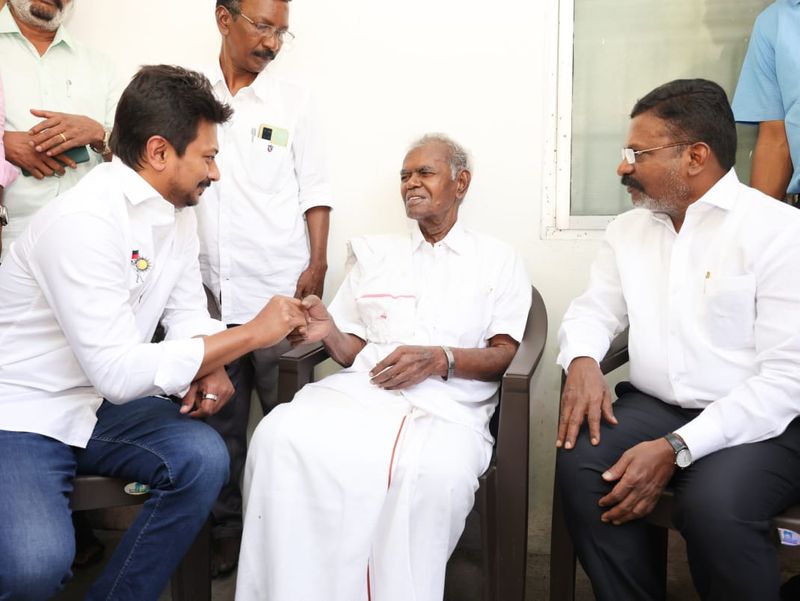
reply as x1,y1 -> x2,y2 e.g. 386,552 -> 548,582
620,141 -> 694,165
236,11 -> 295,44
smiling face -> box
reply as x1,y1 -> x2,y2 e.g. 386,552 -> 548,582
8,0 -> 71,31
219,0 -> 289,76
165,120 -> 221,209
617,111 -> 692,216
399,141 -> 470,237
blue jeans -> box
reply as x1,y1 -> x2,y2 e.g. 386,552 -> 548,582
0,396 -> 229,601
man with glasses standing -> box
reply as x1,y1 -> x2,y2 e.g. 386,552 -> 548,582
196,0 -> 333,577
556,79 -> 800,600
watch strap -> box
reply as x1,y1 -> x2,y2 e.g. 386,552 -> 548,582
440,346 -> 455,381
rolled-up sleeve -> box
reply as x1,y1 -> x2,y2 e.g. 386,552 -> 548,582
29,211 -> 204,403
0,75 -> 19,188
292,92 -> 333,214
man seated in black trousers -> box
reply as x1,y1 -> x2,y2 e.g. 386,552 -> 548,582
556,78 -> 800,601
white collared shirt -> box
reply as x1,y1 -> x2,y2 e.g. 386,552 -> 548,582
0,159 -> 225,447
309,223 -> 532,441
558,169 -> 800,460
194,64 -> 333,324
0,5 -> 122,252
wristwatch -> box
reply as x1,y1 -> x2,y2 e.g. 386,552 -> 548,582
440,346 -> 455,381
90,127 -> 112,155
0,205 -> 8,227
664,432 -> 693,468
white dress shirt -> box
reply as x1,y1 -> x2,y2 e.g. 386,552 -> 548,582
0,159 -> 225,448
0,5 -> 121,251
559,169 -> 800,461
309,223 -> 532,442
194,63 -> 333,324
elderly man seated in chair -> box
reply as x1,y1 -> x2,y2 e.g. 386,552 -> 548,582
557,79 -> 800,601
236,133 -> 531,601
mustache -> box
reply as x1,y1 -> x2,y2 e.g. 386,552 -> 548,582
198,179 -> 212,191
253,49 -> 276,61
621,174 -> 645,192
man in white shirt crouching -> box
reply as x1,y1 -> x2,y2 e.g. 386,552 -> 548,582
556,78 -> 800,601
0,65 -> 309,601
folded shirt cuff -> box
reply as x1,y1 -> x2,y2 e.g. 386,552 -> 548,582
154,338 -> 205,396
165,317 -> 226,341
674,415 -> 726,462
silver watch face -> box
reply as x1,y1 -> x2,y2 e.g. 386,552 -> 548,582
676,448 -> 692,468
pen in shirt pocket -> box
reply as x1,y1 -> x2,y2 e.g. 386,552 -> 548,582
704,271 -> 711,293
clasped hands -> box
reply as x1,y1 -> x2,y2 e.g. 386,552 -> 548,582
5,109 -> 104,179
558,357 -> 676,525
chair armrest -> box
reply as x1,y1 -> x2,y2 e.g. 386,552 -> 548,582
598,329 -> 629,375
277,342 -> 330,405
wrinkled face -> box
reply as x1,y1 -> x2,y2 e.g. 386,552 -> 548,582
220,0 -> 289,75
166,120 -> 220,209
617,111 -> 691,214
8,0 -> 72,31
400,141 -> 465,227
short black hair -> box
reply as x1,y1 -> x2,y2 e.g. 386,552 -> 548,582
216,0 -> 291,16
631,79 -> 737,171
110,65 -> 233,170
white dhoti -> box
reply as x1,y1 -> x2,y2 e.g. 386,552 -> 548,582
235,384 -> 492,601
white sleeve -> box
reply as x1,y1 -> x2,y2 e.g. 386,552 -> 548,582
292,92 -> 333,213
557,230 -> 629,371
28,212 -> 204,403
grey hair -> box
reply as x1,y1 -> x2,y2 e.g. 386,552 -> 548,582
408,133 -> 471,180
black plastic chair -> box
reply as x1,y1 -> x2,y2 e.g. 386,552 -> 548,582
70,475 -> 211,601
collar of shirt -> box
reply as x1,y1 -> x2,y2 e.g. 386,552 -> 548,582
111,157 -> 177,227
206,59 -> 273,103
0,4 -> 75,51
410,221 -> 468,255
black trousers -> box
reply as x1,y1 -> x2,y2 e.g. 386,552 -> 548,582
205,337 -> 290,539
556,386 -> 800,601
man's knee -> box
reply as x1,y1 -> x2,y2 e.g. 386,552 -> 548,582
0,537 -> 73,601
170,423 -> 229,495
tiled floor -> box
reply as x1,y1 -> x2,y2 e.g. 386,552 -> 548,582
55,514 -> 800,600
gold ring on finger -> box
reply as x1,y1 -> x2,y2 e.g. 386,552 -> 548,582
59,133 -> 67,143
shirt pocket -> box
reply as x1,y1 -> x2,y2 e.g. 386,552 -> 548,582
248,137 -> 292,195
355,294 -> 416,344
704,274 -> 756,350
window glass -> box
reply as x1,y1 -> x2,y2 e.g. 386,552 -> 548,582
570,0 -> 772,216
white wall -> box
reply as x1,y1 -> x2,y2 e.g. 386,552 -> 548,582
67,0 -> 601,554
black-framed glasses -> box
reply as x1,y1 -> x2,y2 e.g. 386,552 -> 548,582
621,141 -> 694,165
236,10 -> 295,44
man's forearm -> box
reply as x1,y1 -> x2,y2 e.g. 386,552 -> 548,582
321,321 -> 365,367
449,334 -> 519,381
751,120 -> 793,199
305,206 -> 331,268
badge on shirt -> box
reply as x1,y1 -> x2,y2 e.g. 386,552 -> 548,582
131,249 -> 152,283
257,124 -> 289,151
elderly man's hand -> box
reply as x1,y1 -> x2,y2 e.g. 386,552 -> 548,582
598,438 -> 676,525
288,294 -> 332,345
370,345 -> 448,390
180,367 -> 235,418
557,356 -> 617,450
4,131 -> 77,179
28,109 -> 105,156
